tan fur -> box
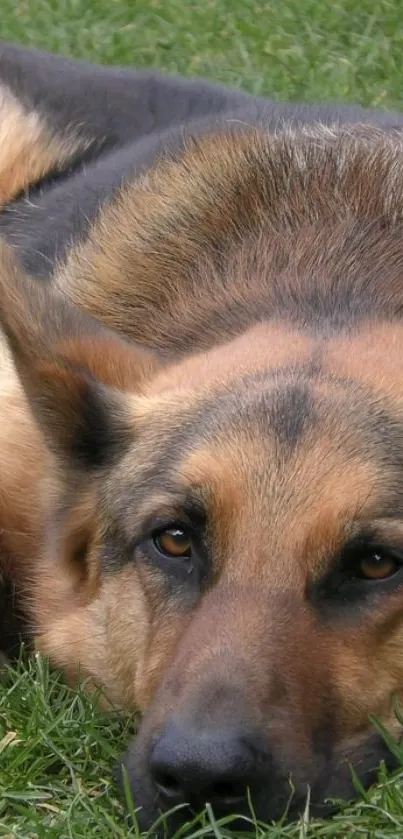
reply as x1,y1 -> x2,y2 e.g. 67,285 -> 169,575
0,330 -> 49,581
0,84 -> 92,206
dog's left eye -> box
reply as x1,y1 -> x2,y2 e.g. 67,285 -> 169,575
311,541 -> 403,611
153,527 -> 192,559
357,550 -> 400,581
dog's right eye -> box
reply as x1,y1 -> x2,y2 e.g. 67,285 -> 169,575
153,526 -> 192,559
138,515 -> 207,583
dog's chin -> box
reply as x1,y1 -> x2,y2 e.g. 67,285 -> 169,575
317,731 -> 400,807
117,732 -> 400,835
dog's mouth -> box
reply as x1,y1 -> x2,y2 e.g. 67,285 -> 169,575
117,723 -> 401,834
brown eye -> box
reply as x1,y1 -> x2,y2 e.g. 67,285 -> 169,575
154,527 -> 192,558
359,552 -> 399,580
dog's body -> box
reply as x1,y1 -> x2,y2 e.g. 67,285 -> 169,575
3,41 -> 403,831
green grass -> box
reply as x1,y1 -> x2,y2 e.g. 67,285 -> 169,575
1,0 -> 403,108
2,0 -> 403,836
3,659 -> 403,839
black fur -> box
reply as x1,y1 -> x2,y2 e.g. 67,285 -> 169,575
0,574 -> 28,658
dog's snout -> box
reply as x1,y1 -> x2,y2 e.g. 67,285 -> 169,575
149,721 -> 263,814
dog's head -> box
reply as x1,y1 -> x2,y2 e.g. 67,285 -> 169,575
3,124 -> 403,829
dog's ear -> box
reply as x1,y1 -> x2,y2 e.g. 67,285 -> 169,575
0,244 -> 159,469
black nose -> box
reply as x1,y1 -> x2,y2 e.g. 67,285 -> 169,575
150,721 -> 262,815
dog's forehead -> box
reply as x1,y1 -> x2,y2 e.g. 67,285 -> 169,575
177,419 -> 382,577
107,370 -> 390,571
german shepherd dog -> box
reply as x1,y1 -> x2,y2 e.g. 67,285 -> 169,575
2,41 -> 403,832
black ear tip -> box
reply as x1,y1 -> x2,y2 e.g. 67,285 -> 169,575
70,379 -> 111,469
69,379 -> 131,470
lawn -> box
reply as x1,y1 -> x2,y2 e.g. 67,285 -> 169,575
2,0 -> 403,836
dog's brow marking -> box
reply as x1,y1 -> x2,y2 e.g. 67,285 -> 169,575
267,383 -> 315,449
